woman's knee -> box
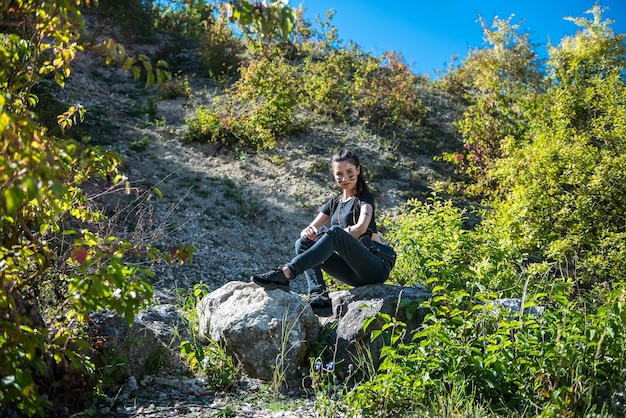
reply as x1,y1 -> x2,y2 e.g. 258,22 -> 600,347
295,237 -> 313,254
329,225 -> 343,235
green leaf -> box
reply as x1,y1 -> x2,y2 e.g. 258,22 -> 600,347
122,57 -> 134,72
4,187 -> 25,214
50,181 -> 68,198
124,308 -> 134,326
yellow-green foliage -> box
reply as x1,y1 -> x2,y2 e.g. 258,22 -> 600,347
155,0 -> 215,37
310,6 -> 626,418
186,55 -> 303,150
198,16 -> 244,80
491,7 -> 626,282
349,194 -> 626,416
352,50 -> 427,131
180,339 -> 241,392
187,10 -> 431,149
443,15 -> 544,195
345,278 -> 626,417
381,197 -> 474,289
0,2 -> 193,415
301,47 -> 363,120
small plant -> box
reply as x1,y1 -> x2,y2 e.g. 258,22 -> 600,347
210,406 -> 237,418
177,281 -> 211,322
307,157 -> 330,179
269,154 -> 286,166
157,71 -> 192,100
177,282 -> 241,392
271,307 -> 312,394
130,135 -> 150,151
179,338 -> 241,392
310,357 -> 351,417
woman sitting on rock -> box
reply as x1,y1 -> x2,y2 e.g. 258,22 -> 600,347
251,148 -> 394,316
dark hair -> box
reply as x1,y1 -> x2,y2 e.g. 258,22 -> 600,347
330,148 -> 370,195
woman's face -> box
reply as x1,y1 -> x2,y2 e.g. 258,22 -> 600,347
332,160 -> 360,192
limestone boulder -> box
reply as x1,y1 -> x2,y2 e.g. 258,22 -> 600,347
88,307 -> 177,381
197,281 -> 320,381
323,284 -> 432,367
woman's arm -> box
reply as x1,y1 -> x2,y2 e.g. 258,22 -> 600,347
348,202 -> 373,238
301,213 -> 330,240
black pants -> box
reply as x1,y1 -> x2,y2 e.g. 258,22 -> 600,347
288,225 -> 391,295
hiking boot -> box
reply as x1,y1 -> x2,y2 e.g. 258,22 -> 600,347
308,292 -> 332,317
250,268 -> 290,292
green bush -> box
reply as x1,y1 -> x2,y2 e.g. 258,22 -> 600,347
301,46 -> 428,130
352,50 -> 428,132
301,47 -> 363,121
198,16 -> 245,81
381,196 -> 475,289
185,55 -> 304,150
345,277 -> 626,416
154,1 -> 214,37
490,10 -> 626,283
441,15 -> 544,197
95,0 -> 157,41
0,2 -> 194,415
346,191 -> 626,416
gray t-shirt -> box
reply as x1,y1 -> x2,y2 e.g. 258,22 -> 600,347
320,191 -> 378,233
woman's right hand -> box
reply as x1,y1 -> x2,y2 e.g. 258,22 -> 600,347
301,213 -> 330,241
301,225 -> 318,240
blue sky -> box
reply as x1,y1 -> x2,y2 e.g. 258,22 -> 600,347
297,1 -> 626,78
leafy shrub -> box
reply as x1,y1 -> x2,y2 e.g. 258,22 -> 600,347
301,46 -> 428,130
345,278 -> 626,417
198,16 -> 245,81
489,8 -> 626,284
352,50 -> 428,132
185,56 -> 304,150
348,189 -> 626,416
0,2 -> 193,415
441,15 -> 543,196
95,0 -> 157,41
154,1 -> 215,37
301,48 -> 359,120
381,196 -> 475,289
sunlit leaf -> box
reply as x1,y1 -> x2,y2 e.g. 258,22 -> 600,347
4,187 -> 25,214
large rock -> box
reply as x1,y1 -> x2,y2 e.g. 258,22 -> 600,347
196,281 -> 320,381
494,298 -> 545,318
88,306 -> 180,381
135,303 -> 191,345
323,284 -> 432,368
